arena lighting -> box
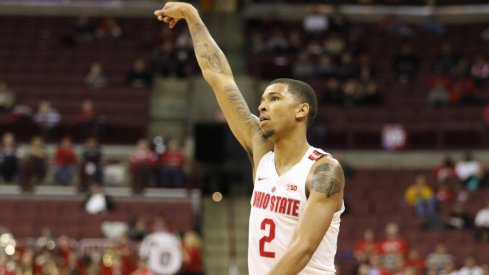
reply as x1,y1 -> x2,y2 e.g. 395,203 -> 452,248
0,233 -> 16,256
5,245 -> 15,256
212,192 -> 223,202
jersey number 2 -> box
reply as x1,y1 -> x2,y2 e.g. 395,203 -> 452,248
259,218 -> 276,258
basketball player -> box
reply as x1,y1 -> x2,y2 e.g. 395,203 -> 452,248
155,2 -> 345,274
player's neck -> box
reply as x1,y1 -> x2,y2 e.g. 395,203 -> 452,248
273,136 -> 309,176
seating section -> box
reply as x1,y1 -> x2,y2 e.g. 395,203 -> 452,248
247,21 -> 489,149
0,197 -> 194,239
337,169 -> 489,272
0,16 -> 155,143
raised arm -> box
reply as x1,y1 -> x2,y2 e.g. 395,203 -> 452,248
269,158 -> 344,274
154,3 -> 259,155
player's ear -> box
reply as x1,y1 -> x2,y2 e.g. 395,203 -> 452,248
295,103 -> 309,121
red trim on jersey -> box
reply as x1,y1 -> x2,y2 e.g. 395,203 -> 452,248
308,150 -> 325,161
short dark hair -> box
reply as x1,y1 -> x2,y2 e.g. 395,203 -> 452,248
270,78 -> 317,126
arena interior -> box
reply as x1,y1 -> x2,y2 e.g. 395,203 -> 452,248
0,0 -> 489,274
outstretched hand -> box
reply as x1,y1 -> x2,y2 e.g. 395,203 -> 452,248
154,2 -> 194,29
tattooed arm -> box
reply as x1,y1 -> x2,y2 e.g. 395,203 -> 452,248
269,157 -> 345,275
154,3 -> 261,155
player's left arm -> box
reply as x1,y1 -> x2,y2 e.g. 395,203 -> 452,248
268,157 -> 344,275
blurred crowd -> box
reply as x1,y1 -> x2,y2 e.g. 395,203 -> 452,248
353,223 -> 488,275
350,152 -> 489,274
247,9 -> 489,108
0,215 -> 203,275
0,131 -> 188,193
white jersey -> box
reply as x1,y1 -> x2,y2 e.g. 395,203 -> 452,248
248,147 -> 344,275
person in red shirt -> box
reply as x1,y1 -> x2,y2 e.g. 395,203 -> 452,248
53,136 -> 77,185
158,139 -> 186,188
181,231 -> 203,275
354,228 -> 381,264
404,248 -> 425,275
75,100 -> 105,141
378,222 -> 408,256
130,138 -> 157,193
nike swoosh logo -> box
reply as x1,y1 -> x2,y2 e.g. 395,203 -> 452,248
258,177 -> 267,181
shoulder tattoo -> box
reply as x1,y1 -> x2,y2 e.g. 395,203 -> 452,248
311,162 -> 344,198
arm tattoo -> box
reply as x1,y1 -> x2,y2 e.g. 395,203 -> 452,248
190,23 -> 227,74
311,163 -> 344,198
223,86 -> 255,124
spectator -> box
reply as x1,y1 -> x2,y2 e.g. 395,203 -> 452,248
404,174 -> 437,222
394,44 -> 420,83
437,182 -> 456,205
151,214 -> 172,233
96,18 -> 122,39
433,43 -> 460,74
358,54 -> 376,81
361,80 -> 382,106
470,55 -> 489,88
158,139 -> 186,188
303,6 -> 329,36
420,16 -> 444,35
287,31 -> 302,53
316,55 -> 339,78
181,231 -> 203,275
75,100 -> 105,141
57,235 -> 75,269
446,203 -> 472,230
455,151 -> 483,190
263,30 -> 289,52
83,184 -> 115,214
85,62 -> 107,89
338,53 -> 359,79
35,248 -> 61,274
21,136 -> 48,191
322,77 -> 344,105
34,100 -> 61,141
449,76 -> 479,106
382,250 -> 404,274
440,262 -> 458,275
475,199 -> 489,243
53,137 -> 77,185
323,34 -> 347,58
434,155 -> 457,184
153,40 -> 178,77
130,138 -> 157,194
342,79 -> 363,107
74,16 -> 95,41
404,249 -> 425,274
425,243 -> 455,272
378,222 -> 408,256
16,248 -> 35,274
292,53 -> 315,79
381,15 -> 412,37
0,81 -> 16,112
329,7 -> 350,34
0,132 -> 19,183
353,228 -> 380,263
139,228 -> 182,275
457,256 -> 483,275
126,58 -> 153,89
366,254 -> 388,275
79,138 -> 103,192
127,216 -> 148,242
427,78 -> 450,107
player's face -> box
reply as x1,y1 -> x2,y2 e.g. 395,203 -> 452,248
258,83 -> 300,139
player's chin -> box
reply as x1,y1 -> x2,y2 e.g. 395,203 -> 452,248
260,129 -> 274,139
